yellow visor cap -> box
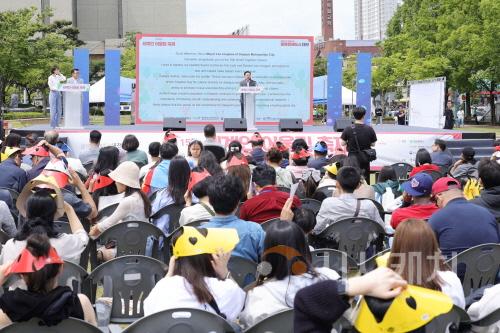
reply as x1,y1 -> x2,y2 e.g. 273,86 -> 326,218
354,285 -> 453,333
173,226 -> 239,258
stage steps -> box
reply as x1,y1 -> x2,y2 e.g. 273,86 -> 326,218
445,132 -> 496,162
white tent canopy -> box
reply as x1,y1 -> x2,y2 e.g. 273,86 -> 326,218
89,76 -> 134,103
313,75 -> 356,105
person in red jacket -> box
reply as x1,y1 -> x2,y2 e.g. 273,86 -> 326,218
391,172 -> 439,229
239,164 -> 301,223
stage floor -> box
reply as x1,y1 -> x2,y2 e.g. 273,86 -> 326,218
18,123 -> 457,134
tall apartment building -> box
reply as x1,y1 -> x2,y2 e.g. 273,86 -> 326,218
0,0 -> 187,42
354,0 -> 402,40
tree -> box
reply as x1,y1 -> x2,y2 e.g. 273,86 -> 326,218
0,8 -> 80,111
121,31 -> 140,78
313,57 -> 327,77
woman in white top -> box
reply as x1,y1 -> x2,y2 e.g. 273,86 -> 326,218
144,226 -> 245,321
387,219 -> 465,308
1,191 -> 88,265
239,220 -> 340,328
179,167 -> 214,226
89,161 -> 151,236
266,147 -> 293,188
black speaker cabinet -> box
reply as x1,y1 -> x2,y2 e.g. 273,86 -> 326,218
223,118 -> 247,132
279,119 -> 303,132
333,118 -> 354,132
162,117 -> 186,131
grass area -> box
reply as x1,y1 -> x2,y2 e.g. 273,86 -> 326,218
6,115 -> 132,128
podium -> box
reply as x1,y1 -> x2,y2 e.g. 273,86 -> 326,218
60,83 -> 89,128
239,86 -> 263,131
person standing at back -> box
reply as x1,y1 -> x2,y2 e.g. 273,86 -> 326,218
340,107 -> 377,184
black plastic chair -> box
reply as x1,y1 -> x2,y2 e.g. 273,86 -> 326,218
244,309 -> 293,333
260,218 -> 281,232
0,187 -> 19,203
54,221 -> 72,234
391,162 -> 414,181
0,230 -> 10,244
82,161 -> 94,173
422,169 -> 444,182
204,145 -> 226,163
150,203 -> 185,233
122,308 -> 236,333
88,255 -> 166,323
95,203 -> 120,221
0,317 -> 101,333
358,198 -> 386,221
227,256 -> 257,289
423,306 -> 464,333
95,221 -> 166,259
276,186 -> 290,194
358,248 -> 391,274
300,198 -> 322,215
58,260 -> 89,294
310,249 -> 358,276
312,185 -> 335,202
312,217 -> 387,262
445,243 -> 500,298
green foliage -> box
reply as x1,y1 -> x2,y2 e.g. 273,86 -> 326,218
3,111 -> 45,120
313,58 -> 327,77
0,7 -> 80,108
121,31 -> 140,78
380,0 -> 500,123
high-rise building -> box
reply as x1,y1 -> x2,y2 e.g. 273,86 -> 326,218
354,0 -> 402,40
0,0 -> 187,42
321,0 -> 334,41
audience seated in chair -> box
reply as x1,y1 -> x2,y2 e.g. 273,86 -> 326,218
179,167 -> 214,226
239,164 -> 301,224
78,130 -> 101,166
142,142 -> 178,195
1,187 -> 88,266
139,142 -> 161,179
121,134 -> 148,169
390,172 -> 438,229
0,234 -> 96,328
0,146 -> 28,193
307,141 -> 330,171
186,140 -> 203,168
387,219 -> 465,308
313,166 -> 384,235
204,175 -> 265,262
372,165 -> 401,203
202,124 -> 225,163
226,154 -> 252,202
239,220 -> 339,328
449,146 -> 479,179
431,139 -> 453,171
266,147 -> 294,189
428,177 -> 500,258
144,226 -> 245,321
409,148 -> 441,178
338,156 -> 375,200
470,158 -> 500,219
86,146 -> 120,210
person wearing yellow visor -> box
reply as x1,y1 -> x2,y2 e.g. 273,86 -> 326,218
143,226 -> 245,322
0,146 -> 27,193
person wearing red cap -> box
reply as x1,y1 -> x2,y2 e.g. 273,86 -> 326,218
0,234 -> 96,327
24,140 -> 64,181
239,164 -> 301,223
179,168 -> 213,226
286,148 -> 312,180
428,177 -> 500,258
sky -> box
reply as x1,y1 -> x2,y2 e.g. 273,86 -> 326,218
186,0 -> 355,40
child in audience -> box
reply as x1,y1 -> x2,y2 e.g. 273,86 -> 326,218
144,226 -> 245,321
179,168 -> 213,226
387,219 -> 465,308
239,220 -> 339,327
0,234 -> 96,327
86,146 -> 120,208
186,140 -> 203,167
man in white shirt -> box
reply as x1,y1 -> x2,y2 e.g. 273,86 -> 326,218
48,66 -> 66,128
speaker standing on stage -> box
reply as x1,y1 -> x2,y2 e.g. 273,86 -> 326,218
240,71 -> 256,118
340,107 -> 377,184
48,66 -> 66,128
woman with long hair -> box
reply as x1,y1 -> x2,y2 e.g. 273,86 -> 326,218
122,134 -> 148,168
198,150 -> 223,176
239,220 -> 339,327
179,167 -> 214,226
221,140 -> 243,169
0,234 -> 96,327
144,226 -> 245,321
387,219 -> 465,308
86,146 -> 120,207
0,190 -> 88,266
151,156 -> 191,233
372,165 -> 401,202
187,140 -> 203,167
89,161 -> 151,238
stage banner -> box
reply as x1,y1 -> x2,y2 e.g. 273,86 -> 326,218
105,50 -> 121,126
64,130 -> 461,169
327,52 -> 343,126
73,48 -> 90,125
136,34 -> 314,124
356,53 -> 372,124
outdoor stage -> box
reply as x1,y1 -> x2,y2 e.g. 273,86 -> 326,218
15,123 -> 462,168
